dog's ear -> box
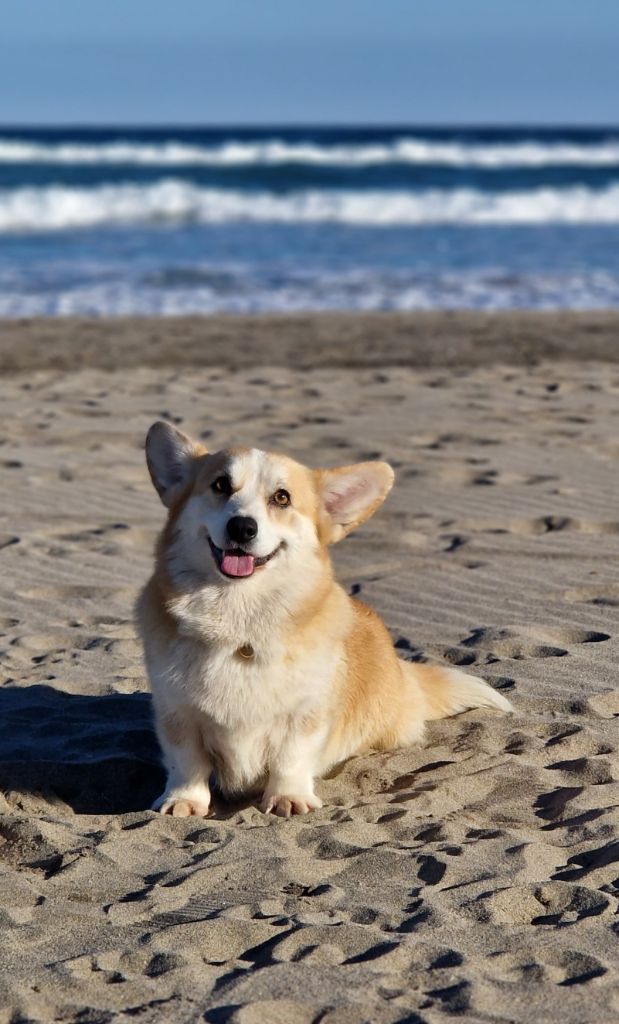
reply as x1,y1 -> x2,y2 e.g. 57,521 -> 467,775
145,421 -> 205,507
317,461 -> 394,543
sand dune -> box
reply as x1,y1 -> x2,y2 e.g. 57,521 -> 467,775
0,324 -> 617,1022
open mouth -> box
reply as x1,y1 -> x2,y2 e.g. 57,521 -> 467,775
208,536 -> 283,579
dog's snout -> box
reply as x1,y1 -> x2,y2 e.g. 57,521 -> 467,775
227,515 -> 258,546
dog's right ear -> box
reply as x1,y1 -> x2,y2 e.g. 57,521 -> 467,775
145,421 -> 205,507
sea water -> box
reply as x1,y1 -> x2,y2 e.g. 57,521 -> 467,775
1,125 -> 619,315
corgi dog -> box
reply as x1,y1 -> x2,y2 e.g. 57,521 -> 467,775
137,421 -> 511,819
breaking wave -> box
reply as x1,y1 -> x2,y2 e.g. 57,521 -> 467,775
2,137 -> 619,168
3,180 -> 619,232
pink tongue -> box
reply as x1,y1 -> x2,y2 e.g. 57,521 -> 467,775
221,552 -> 255,577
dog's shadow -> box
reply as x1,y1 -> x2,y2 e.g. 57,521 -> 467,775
0,684 -> 165,814
0,684 -> 265,818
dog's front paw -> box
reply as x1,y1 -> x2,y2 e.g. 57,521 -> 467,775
260,793 -> 323,818
152,791 -> 211,818
160,798 -> 210,817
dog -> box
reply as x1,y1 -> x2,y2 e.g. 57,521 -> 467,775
136,421 -> 512,818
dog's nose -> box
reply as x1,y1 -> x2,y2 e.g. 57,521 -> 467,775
227,515 -> 258,546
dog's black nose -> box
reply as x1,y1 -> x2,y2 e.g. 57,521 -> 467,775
227,515 -> 258,546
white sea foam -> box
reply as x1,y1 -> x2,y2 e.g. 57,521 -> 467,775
2,266 -> 618,317
2,137 -> 619,168
3,180 -> 619,232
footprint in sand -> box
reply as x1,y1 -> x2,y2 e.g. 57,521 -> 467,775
545,756 -> 614,785
477,881 -> 610,929
437,465 -> 561,488
564,583 -> 619,606
0,534 -> 20,551
488,946 -> 607,987
486,515 -> 619,536
441,625 -> 610,665
553,839 -> 619,884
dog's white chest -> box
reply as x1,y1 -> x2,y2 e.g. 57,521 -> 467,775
152,628 -> 336,731
195,642 -> 293,726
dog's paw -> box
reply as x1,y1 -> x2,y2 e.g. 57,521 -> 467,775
260,793 -> 323,817
152,792 -> 211,817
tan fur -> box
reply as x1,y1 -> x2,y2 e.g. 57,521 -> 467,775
137,422 -> 512,819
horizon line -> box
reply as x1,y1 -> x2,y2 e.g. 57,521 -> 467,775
0,120 -> 618,131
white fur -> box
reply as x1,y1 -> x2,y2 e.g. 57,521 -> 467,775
143,578 -> 349,814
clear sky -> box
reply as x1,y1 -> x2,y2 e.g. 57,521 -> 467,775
1,0 -> 617,125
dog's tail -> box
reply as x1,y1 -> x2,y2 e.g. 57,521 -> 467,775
405,662 -> 513,720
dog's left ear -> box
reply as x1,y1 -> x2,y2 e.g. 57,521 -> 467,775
317,461 -> 394,543
145,421 -> 206,507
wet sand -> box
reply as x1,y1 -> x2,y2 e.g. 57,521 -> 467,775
2,310 -> 619,373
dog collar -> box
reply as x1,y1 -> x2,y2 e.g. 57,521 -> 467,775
236,644 -> 255,660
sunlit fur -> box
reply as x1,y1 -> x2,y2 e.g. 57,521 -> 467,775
137,421 -> 512,818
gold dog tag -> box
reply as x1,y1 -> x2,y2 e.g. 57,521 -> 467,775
236,644 -> 255,660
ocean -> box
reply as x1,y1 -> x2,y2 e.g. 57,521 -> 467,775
2,125 -> 619,315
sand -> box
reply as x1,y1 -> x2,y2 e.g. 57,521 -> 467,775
0,314 -> 618,1023
3,310 -> 619,374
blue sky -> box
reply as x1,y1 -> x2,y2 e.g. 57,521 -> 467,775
1,0 -> 617,124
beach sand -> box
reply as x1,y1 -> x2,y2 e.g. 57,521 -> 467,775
0,313 -> 617,1023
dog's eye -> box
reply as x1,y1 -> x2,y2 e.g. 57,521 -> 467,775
212,475 -> 232,496
271,488 -> 291,508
